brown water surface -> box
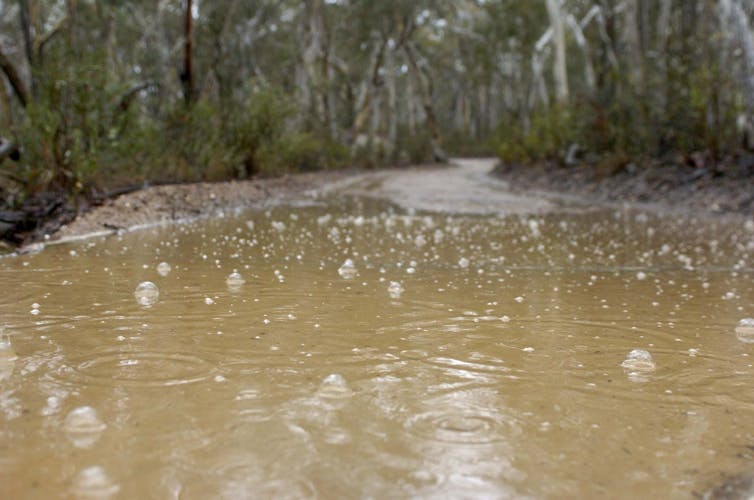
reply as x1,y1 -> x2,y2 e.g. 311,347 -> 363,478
1,198 -> 753,498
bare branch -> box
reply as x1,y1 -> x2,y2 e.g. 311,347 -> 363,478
34,14 -> 68,60
115,82 -> 159,115
0,47 -> 29,108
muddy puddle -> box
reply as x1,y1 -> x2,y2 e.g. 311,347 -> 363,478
1,196 -> 753,498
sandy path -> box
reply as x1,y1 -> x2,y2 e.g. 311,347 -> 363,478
328,158 -> 557,215
39,158 -> 562,250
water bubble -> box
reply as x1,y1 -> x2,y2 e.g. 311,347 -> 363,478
156,262 -> 171,277
387,281 -> 405,299
636,271 -> 647,281
318,373 -> 353,399
134,281 -> 159,307
338,259 -> 358,280
204,297 -> 214,305
226,271 -> 246,290
64,406 -> 106,448
458,257 -> 470,269
71,466 -> 119,499
735,318 -> 754,344
621,349 -> 656,382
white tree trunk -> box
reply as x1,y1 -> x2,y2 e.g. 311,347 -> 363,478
385,42 -> 398,160
720,0 -> 754,144
546,0 -> 569,104
623,0 -> 643,87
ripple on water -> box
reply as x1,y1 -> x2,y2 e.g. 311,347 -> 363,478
55,350 -> 215,388
405,410 -> 513,445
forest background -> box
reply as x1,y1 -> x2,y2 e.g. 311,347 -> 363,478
0,0 -> 753,209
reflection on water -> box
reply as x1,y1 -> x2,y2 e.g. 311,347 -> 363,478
0,198 -> 752,498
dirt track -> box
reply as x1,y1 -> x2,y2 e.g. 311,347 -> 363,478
37,156 -> 748,251
327,158 -> 558,215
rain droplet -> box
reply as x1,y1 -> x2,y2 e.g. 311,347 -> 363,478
134,281 -> 159,307
71,466 -> 119,499
64,406 -> 106,449
458,257 -> 470,269
735,318 -> 754,344
636,271 -> 647,281
204,297 -> 214,305
338,259 -> 358,280
156,262 -> 171,277
387,281 -> 405,299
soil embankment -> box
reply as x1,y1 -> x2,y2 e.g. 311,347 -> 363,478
3,156 -> 750,252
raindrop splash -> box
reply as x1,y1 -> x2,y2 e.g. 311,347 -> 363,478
388,281 -> 405,299
71,466 -> 119,499
338,259 -> 358,280
621,349 -> 656,382
226,271 -> 246,291
64,406 -> 107,449
735,318 -> 754,344
0,332 -> 17,382
133,281 -> 159,307
156,262 -> 171,277
318,373 -> 353,399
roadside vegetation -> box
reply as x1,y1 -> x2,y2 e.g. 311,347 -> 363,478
1,1 -> 753,242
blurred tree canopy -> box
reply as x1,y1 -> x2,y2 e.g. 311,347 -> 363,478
0,0 -> 753,201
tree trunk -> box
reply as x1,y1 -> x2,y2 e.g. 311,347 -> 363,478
404,41 -> 447,163
546,0 -> 569,104
181,0 -> 194,107
623,0 -> 643,87
720,0 -> 754,147
17,0 -> 36,97
353,36 -> 387,136
385,41 -> 398,161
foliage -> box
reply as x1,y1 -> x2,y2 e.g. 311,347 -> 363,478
0,0 -> 753,208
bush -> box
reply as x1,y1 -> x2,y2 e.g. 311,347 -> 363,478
495,105 -> 575,164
